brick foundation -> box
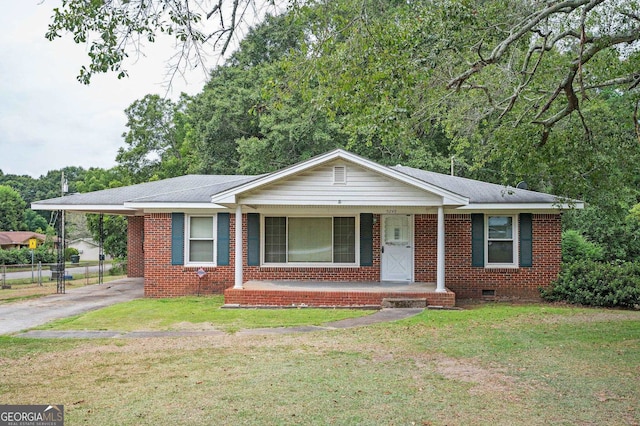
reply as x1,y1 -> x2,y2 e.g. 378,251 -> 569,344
224,288 -> 455,308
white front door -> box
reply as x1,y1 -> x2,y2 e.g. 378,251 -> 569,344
381,215 -> 413,281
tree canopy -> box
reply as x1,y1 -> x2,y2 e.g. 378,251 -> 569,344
0,185 -> 27,231
46,0 -> 640,137
5,0 -> 636,262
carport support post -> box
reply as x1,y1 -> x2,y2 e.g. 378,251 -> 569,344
436,206 -> 446,293
234,205 -> 243,289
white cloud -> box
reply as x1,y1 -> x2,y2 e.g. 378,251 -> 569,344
0,1 -> 208,178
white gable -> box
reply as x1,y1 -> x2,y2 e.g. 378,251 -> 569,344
238,160 -> 442,206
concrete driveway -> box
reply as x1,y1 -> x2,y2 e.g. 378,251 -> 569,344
0,278 -> 143,335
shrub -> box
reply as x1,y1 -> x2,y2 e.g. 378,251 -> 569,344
33,248 -> 56,264
0,247 -> 56,265
109,258 -> 128,276
562,230 -> 603,263
64,247 -> 79,261
542,260 -> 640,309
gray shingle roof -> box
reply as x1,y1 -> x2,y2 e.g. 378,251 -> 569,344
34,175 -> 259,206
391,165 -> 561,204
33,157 -> 572,210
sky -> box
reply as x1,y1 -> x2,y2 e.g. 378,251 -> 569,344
0,1 -> 210,178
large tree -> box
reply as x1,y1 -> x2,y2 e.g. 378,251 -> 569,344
0,185 -> 27,231
117,93 -> 191,181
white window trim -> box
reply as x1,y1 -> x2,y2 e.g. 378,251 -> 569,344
485,214 -> 519,268
184,215 -> 217,266
261,214 -> 360,267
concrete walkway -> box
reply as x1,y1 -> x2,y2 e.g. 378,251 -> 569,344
0,278 -> 144,335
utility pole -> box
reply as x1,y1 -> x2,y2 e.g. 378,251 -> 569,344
57,172 -> 68,294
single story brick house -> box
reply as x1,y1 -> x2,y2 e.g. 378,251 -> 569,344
32,150 -> 581,307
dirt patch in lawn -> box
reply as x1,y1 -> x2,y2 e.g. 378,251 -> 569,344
431,356 -> 519,396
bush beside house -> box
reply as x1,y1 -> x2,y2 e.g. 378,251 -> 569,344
541,231 -> 640,309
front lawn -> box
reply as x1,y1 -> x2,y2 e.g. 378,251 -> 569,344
35,296 -> 373,333
0,304 -> 638,425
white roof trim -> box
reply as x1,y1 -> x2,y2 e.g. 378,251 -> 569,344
454,201 -> 584,211
123,202 -> 227,210
31,203 -> 138,213
210,149 -> 469,206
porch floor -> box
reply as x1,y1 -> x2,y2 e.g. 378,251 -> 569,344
243,280 -> 436,292
224,281 -> 456,308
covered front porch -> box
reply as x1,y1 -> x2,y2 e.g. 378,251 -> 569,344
224,280 -> 456,308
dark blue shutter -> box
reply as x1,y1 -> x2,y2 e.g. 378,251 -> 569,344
247,213 -> 260,266
217,213 -> 230,266
360,213 -> 374,266
171,213 -> 184,265
519,213 -> 533,267
471,213 -> 484,267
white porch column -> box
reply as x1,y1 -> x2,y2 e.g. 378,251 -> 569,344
234,204 -> 243,289
436,206 -> 446,293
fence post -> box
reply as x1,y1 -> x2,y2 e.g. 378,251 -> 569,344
38,262 -> 42,286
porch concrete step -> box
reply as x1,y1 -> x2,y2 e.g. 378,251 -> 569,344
381,298 -> 427,309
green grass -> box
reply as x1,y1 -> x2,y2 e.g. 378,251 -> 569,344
1,303 -> 638,425
0,336 -> 82,359
36,296 -> 373,333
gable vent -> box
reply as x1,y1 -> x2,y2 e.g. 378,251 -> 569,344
333,166 -> 347,184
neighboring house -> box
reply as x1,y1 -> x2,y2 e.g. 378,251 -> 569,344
0,231 -> 49,250
68,238 -> 109,262
31,150 -> 582,307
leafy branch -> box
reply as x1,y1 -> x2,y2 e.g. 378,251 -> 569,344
446,0 -> 640,144
44,0 -> 279,85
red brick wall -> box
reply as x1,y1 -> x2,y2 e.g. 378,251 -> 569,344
413,213 -> 562,300
142,213 -> 384,296
143,213 -> 235,297
139,212 -> 561,301
127,216 -> 145,278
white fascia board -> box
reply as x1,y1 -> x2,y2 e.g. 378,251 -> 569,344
210,149 -> 469,206
234,199 -> 446,207
123,202 -> 227,211
441,195 -> 469,206
210,194 -> 237,205
454,201 -> 584,212
31,203 -> 138,213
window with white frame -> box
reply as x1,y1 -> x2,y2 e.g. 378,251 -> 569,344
187,216 -> 216,264
264,216 -> 357,264
486,215 -> 517,265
